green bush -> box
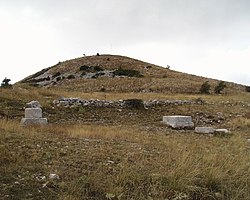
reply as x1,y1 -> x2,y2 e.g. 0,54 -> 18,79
113,68 -> 143,78
199,81 -> 211,94
246,86 -> 250,92
214,81 -> 226,94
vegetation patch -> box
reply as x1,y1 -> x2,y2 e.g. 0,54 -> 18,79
52,72 -> 61,79
67,75 -> 75,79
80,65 -> 104,72
124,99 -> 144,109
113,68 -> 143,77
200,81 -> 211,94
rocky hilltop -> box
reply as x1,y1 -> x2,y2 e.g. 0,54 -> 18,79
19,54 -> 245,94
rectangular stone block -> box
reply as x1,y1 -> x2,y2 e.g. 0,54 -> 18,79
195,127 -> 215,134
163,115 -> 194,129
21,118 -> 48,126
25,108 -> 42,118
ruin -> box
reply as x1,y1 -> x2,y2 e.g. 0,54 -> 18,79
21,101 -> 48,125
162,115 -> 194,129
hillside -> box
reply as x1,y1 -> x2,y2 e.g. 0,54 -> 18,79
19,54 -> 245,94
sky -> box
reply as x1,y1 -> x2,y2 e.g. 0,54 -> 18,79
0,0 -> 249,85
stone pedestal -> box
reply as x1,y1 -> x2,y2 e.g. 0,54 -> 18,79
21,118 -> 48,126
163,115 -> 194,129
21,105 -> 48,126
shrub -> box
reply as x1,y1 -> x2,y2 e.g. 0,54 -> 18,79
1,78 -> 12,88
100,87 -> 106,92
56,77 -> 61,82
214,81 -> 226,94
246,86 -> 250,92
80,65 -> 90,71
93,66 -> 104,71
199,81 -> 211,94
67,75 -> 75,79
52,72 -> 61,78
113,68 -> 143,78
124,99 -> 144,109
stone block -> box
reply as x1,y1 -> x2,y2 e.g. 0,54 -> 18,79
214,129 -> 230,135
25,108 -> 42,118
195,127 -> 215,134
21,118 -> 48,126
163,115 -> 194,129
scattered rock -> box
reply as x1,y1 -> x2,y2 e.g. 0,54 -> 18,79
49,174 -> 59,180
53,97 -> 196,108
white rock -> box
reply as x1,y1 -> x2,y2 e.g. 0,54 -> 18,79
214,129 -> 230,134
49,174 -> 59,180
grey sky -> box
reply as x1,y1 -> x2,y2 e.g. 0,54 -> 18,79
0,0 -> 249,85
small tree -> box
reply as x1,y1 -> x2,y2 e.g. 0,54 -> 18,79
1,77 -> 12,87
214,81 -> 226,94
199,81 -> 211,94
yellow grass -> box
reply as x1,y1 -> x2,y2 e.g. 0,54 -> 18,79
1,119 -> 250,199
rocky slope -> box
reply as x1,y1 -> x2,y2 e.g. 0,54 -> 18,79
19,54 -> 245,94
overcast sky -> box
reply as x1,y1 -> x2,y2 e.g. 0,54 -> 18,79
0,0 -> 249,85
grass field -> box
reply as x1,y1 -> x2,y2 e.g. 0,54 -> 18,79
0,82 -> 250,199
0,118 -> 250,200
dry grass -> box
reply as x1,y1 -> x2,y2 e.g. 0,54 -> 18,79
1,79 -> 250,199
1,119 -> 250,199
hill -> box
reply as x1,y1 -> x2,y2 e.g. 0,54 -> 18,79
19,54 -> 245,94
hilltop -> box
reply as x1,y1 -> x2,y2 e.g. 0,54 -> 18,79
19,54 -> 245,94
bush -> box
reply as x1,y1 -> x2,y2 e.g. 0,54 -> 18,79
113,68 -> 143,78
52,72 -> 61,78
67,75 -> 75,79
1,78 -> 12,88
246,86 -> 250,92
214,81 -> 226,94
80,65 -> 90,71
80,65 -> 103,72
93,66 -> 104,72
199,81 -> 211,94
124,99 -> 144,109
